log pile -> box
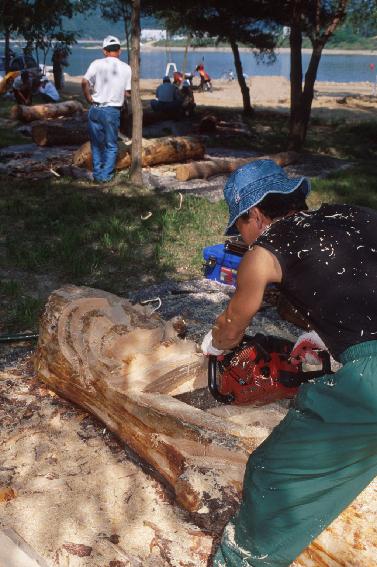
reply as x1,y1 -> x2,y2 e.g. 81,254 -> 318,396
31,116 -> 88,147
175,151 -> 299,181
73,136 -> 206,171
10,100 -> 84,123
35,285 -> 377,564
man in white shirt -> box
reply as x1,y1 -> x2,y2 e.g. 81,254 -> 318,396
81,36 -> 131,183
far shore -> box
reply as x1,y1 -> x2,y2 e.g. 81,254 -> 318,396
1,38 -> 375,56
81,42 -> 377,56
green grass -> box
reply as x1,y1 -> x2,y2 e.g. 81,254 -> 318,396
0,179 -> 228,332
309,162 -> 377,209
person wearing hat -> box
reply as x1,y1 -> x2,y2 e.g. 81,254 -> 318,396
81,36 -> 131,183
38,75 -> 60,103
150,75 -> 181,113
202,159 -> 377,566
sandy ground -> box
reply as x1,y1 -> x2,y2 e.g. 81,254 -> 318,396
65,74 -> 377,122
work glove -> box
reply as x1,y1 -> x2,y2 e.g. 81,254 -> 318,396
290,331 -> 328,365
201,330 -> 224,356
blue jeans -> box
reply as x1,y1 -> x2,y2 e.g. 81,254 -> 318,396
88,106 -> 120,182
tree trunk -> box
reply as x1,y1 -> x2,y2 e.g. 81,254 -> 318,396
182,35 -> 191,76
31,117 -> 88,146
288,23 -> 304,150
122,5 -> 131,64
34,284 -> 377,557
229,37 -> 253,116
73,136 -> 205,171
289,28 -> 324,151
10,100 -> 84,123
175,151 -> 299,181
4,27 -> 11,73
130,0 -> 143,185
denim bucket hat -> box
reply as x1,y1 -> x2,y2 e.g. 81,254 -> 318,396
224,159 -> 311,235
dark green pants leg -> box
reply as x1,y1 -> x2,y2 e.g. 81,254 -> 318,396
213,341 -> 377,567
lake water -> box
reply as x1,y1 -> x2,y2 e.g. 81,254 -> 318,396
60,47 -> 377,82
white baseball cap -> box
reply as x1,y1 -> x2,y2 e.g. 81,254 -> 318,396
103,35 -> 120,49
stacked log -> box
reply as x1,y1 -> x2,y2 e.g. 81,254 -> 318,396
11,100 -> 84,122
31,116 -> 89,146
73,136 -> 206,171
175,151 -> 299,181
35,285 -> 377,565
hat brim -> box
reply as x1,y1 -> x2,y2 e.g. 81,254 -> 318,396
224,176 -> 310,236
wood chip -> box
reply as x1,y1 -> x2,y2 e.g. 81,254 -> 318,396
0,486 -> 16,502
62,542 -> 92,557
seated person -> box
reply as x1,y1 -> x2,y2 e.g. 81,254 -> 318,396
150,76 -> 181,112
38,75 -> 60,103
12,70 -> 33,105
180,79 -> 196,117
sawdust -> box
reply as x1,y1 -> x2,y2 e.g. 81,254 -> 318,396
0,354 -> 214,567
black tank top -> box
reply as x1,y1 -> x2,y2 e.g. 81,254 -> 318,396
255,203 -> 377,360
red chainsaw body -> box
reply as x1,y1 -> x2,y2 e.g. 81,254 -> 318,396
218,343 -> 300,405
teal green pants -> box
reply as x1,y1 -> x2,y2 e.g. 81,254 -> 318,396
213,341 -> 377,567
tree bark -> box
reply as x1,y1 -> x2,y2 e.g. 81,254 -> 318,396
175,151 -> 299,181
34,284 -> 377,558
4,27 -> 11,73
229,37 -> 253,116
10,100 -> 84,123
129,0 -> 143,185
73,136 -> 205,171
288,23 -> 304,150
31,117 -> 88,146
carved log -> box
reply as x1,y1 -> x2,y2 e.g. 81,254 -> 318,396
175,151 -> 299,181
10,101 -> 84,123
31,117 -> 88,146
73,136 -> 205,171
35,285 -> 377,563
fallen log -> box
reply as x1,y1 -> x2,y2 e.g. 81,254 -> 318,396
175,151 -> 299,181
10,100 -> 84,123
31,116 -> 88,146
143,108 -> 182,125
34,285 -> 377,564
73,136 -> 205,171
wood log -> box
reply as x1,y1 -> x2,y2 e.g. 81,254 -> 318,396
175,151 -> 299,181
10,100 -> 84,123
34,285 -> 377,564
143,109 -> 182,126
31,116 -> 88,146
73,136 -> 205,171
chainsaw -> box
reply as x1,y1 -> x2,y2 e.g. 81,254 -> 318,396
208,333 -> 332,405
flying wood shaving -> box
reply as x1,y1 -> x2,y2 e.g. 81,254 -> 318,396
176,192 -> 183,210
141,211 -> 152,220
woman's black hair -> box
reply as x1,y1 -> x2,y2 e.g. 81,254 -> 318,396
244,184 -> 309,220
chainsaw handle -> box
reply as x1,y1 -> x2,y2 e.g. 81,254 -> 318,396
279,349 -> 333,388
208,355 -> 235,404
